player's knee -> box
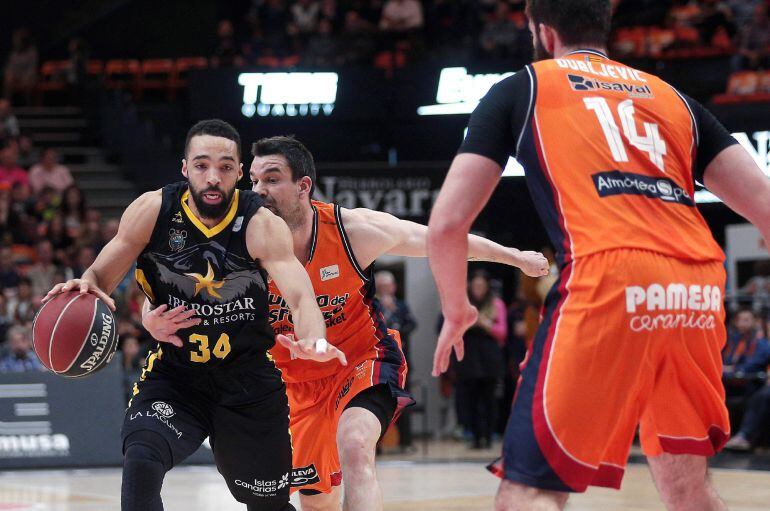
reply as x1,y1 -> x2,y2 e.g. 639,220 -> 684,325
123,431 -> 173,472
299,490 -> 340,511
337,428 -> 376,469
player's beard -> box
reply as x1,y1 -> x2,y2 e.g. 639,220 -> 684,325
263,195 -> 305,232
532,30 -> 553,61
188,182 -> 235,220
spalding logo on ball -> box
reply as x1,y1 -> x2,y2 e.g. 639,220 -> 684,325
32,291 -> 119,377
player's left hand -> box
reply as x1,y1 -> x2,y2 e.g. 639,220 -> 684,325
432,302 -> 478,377
277,334 -> 348,366
514,250 -> 550,277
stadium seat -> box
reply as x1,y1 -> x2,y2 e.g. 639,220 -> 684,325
138,59 -> 175,100
37,60 -> 69,94
105,59 -> 141,96
170,57 -> 209,93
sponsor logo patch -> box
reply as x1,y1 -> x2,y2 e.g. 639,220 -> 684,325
291,464 -> 321,487
592,170 -> 694,206
625,283 -> 722,332
567,74 -> 653,99
320,264 -> 340,281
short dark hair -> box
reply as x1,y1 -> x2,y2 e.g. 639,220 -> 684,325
526,0 -> 612,47
185,119 -> 241,159
251,135 -> 316,193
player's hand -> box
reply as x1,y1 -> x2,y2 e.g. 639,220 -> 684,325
432,302 -> 478,377
142,304 -> 201,348
514,250 -> 550,277
276,334 -> 347,366
42,279 -> 116,311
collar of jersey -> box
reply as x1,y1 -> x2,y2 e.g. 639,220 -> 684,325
565,49 -> 609,59
180,188 -> 240,238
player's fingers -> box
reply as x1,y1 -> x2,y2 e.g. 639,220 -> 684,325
276,334 -> 299,354
97,290 -> 117,311
42,283 -> 65,303
164,305 -> 187,320
175,308 -> 198,321
453,339 -> 465,362
177,317 -> 202,329
152,304 -> 169,316
432,344 -> 448,377
79,280 -> 89,294
167,335 -> 184,348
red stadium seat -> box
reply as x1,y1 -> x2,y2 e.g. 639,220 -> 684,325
105,59 -> 141,96
138,59 -> 175,100
170,57 -> 209,93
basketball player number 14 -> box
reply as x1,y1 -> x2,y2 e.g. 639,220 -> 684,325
584,97 -> 667,172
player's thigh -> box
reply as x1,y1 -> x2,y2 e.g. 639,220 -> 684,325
211,393 -> 293,506
121,379 -> 210,467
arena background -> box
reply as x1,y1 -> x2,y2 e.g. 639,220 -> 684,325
0,0 -> 769,509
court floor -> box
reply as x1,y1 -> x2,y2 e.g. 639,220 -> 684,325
0,461 -> 769,511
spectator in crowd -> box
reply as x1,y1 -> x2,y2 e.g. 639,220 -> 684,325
379,0 -> 424,32
695,0 -> 735,47
0,142 -> 29,188
375,270 -> 417,451
722,308 -> 770,414
44,215 -> 74,253
340,10 -> 378,64
16,136 -> 37,169
0,247 -> 20,290
725,315 -> 770,451
732,1 -> 770,70
27,240 -> 58,298
479,1 -> 530,59
292,0 -> 321,34
319,0 -> 341,29
66,37 -> 89,102
71,245 -> 96,279
28,148 -> 74,195
3,29 -> 38,105
741,260 -> 770,313
0,100 -> 20,143
211,20 -> 245,68
0,184 -> 28,244
303,18 -> 340,66
0,326 -> 42,372
9,276 -> 37,324
60,184 -> 87,239
454,270 -> 506,449
0,293 -> 14,344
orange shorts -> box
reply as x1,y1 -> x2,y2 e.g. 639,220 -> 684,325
495,249 -> 729,492
287,330 -> 413,494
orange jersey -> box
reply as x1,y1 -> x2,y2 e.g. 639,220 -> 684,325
461,50 -> 728,265
268,201 -> 393,382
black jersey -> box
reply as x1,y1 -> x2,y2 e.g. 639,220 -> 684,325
135,181 -> 274,370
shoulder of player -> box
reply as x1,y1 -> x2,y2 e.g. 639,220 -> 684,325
244,207 -> 292,257
117,190 -> 162,243
339,206 -> 395,232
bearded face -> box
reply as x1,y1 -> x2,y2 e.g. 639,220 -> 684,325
188,180 -> 236,220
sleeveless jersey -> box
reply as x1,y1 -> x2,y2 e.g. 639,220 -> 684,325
523,52 -> 724,263
267,201 -> 391,383
135,182 -> 274,370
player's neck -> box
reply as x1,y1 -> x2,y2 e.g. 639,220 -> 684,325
291,203 -> 315,265
554,45 -> 608,59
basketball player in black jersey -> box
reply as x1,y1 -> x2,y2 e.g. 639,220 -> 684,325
43,120 -> 346,511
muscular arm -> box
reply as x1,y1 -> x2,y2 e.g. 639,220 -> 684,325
247,208 -> 326,342
704,144 -> 770,244
341,206 -> 547,275
44,191 -> 160,308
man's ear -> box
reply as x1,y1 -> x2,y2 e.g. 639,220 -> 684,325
181,159 -> 188,179
298,176 -> 313,198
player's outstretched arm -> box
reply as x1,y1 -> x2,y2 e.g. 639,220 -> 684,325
428,153 -> 502,376
247,208 -> 346,365
704,145 -> 770,249
341,205 -> 549,277
42,191 -> 161,310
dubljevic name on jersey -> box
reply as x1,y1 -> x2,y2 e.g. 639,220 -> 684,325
167,294 -> 257,325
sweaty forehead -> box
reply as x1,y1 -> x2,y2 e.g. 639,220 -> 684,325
187,135 -> 239,160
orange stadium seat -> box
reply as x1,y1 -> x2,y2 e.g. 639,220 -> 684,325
105,59 -> 141,96
170,57 -> 209,93
37,60 -> 69,93
139,59 -> 175,100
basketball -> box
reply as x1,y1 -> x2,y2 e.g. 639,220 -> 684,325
32,291 -> 119,378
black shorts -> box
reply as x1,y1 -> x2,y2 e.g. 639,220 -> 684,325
122,360 -> 292,506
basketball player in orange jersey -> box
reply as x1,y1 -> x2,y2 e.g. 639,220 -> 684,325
428,1 -> 770,510
144,135 -> 548,511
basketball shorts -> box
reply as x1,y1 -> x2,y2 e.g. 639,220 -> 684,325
287,329 -> 414,494
494,249 -> 729,492
121,357 -> 293,506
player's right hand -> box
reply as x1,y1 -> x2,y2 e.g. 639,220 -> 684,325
432,302 -> 478,377
142,304 -> 201,348
277,334 -> 347,366
42,279 -> 116,311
